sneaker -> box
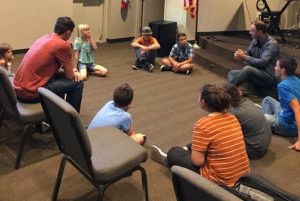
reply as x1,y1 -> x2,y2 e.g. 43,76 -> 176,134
41,121 -> 52,133
254,103 -> 262,109
132,60 -> 140,70
160,65 -> 167,71
145,62 -> 154,72
37,121 -> 51,133
132,64 -> 139,70
148,64 -> 154,72
186,69 -> 192,75
151,145 -> 169,166
141,134 -> 147,146
160,65 -> 173,72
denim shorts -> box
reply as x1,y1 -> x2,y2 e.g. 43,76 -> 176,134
78,63 -> 96,72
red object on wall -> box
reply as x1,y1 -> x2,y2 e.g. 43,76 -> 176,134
184,0 -> 197,18
121,0 -> 128,10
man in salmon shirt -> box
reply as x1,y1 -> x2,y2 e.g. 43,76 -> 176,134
14,16 -> 84,112
131,26 -> 160,73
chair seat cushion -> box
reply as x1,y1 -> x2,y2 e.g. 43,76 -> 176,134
17,102 -> 45,123
87,126 -> 148,182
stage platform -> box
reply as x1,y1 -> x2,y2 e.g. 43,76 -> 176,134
194,33 -> 300,78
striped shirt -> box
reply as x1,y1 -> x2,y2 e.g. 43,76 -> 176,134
192,113 -> 250,186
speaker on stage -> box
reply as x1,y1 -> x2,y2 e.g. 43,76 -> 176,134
149,20 -> 177,57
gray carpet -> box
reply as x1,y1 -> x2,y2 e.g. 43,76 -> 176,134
0,42 -> 299,201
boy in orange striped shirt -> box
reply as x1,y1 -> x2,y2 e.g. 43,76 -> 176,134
151,84 -> 250,186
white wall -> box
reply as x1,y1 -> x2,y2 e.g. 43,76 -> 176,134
0,0 -> 73,50
286,1 -> 300,29
106,0 -> 139,40
73,2 -> 105,42
164,0 -> 195,40
143,0 -> 165,28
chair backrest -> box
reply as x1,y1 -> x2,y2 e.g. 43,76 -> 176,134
171,166 -> 242,201
38,87 -> 93,175
0,68 -> 20,118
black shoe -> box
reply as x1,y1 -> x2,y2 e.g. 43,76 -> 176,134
132,60 -> 140,70
160,65 -> 167,71
151,145 -> 169,166
145,62 -> 154,73
186,69 -> 192,75
41,121 -> 52,133
148,64 -> 154,72
36,121 -> 52,133
132,64 -> 139,70
160,65 -> 173,72
141,134 -> 147,146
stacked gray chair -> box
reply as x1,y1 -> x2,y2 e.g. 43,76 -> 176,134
171,165 -> 242,201
0,68 -> 45,169
38,87 -> 149,201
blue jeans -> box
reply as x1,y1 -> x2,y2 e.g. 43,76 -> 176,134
228,66 -> 276,88
45,74 -> 84,113
261,96 -> 296,136
134,47 -> 157,64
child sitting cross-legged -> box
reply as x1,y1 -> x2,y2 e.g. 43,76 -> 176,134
74,24 -> 108,80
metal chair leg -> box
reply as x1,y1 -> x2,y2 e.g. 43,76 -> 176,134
139,166 -> 149,201
0,106 -> 8,143
52,156 -> 67,201
97,185 -> 107,201
15,124 -> 34,169
0,105 -> 5,127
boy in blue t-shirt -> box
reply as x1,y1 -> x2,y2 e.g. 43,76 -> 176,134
261,55 -> 300,151
88,84 -> 146,145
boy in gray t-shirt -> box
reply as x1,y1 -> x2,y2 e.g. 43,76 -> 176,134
224,84 -> 272,159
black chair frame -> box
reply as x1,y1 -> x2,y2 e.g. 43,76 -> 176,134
0,68 -> 45,169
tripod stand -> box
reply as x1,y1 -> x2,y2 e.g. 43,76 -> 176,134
261,0 -> 294,43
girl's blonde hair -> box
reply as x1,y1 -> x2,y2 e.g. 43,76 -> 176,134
77,24 -> 90,39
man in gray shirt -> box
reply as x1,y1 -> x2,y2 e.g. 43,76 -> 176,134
228,19 -> 280,96
225,84 -> 272,159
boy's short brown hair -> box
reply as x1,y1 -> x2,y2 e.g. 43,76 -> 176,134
113,84 -> 134,107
